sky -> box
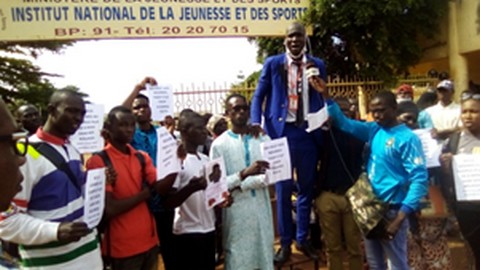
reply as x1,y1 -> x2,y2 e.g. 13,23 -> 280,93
35,38 -> 263,111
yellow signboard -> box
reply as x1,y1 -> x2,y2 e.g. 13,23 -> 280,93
0,0 -> 309,41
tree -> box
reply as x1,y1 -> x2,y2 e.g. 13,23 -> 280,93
0,41 -> 74,104
252,0 -> 448,83
230,70 -> 261,101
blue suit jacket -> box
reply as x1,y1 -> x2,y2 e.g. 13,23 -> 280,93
250,53 -> 327,139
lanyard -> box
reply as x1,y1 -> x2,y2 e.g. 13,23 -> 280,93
289,62 -> 303,94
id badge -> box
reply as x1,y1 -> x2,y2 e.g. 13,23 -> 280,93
289,94 -> 298,111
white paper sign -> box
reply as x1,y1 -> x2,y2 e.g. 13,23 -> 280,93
452,154 -> 480,201
70,104 -> 104,154
156,127 -> 181,180
83,168 -> 106,229
306,107 -> 329,133
413,128 -> 441,168
260,137 -> 292,184
147,84 -> 174,122
204,157 -> 229,209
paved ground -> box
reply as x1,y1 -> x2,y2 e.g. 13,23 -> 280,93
158,236 -> 472,270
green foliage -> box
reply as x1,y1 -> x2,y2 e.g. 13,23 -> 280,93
0,40 -> 90,117
12,80 -> 57,117
230,70 -> 260,100
0,41 -> 74,105
252,0 -> 448,83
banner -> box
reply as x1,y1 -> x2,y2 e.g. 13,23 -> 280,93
0,0 -> 309,41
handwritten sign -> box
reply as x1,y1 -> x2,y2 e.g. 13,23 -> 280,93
306,106 -> 328,133
70,104 -> 104,154
204,157 -> 228,209
452,154 -> 480,201
413,128 -> 441,168
260,137 -> 291,184
0,1 -> 309,41
156,127 -> 181,180
147,84 -> 174,122
83,168 -> 106,229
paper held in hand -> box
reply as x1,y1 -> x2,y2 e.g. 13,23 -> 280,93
156,127 -> 181,180
147,84 -> 174,122
260,137 -> 291,185
452,154 -> 480,201
306,106 -> 328,133
83,168 -> 106,229
70,103 -> 105,154
204,157 -> 229,209
413,128 -> 441,168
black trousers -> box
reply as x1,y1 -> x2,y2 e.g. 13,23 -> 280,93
172,231 -> 216,270
456,206 -> 480,269
154,209 -> 175,270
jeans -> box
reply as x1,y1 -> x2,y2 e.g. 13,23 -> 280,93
364,209 -> 409,270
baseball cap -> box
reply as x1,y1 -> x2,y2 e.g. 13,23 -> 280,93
396,84 -> 413,95
437,80 -> 454,92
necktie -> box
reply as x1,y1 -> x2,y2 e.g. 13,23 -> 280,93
293,61 -> 304,127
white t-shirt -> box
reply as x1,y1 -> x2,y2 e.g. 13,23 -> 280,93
172,153 -> 215,235
425,101 -> 461,131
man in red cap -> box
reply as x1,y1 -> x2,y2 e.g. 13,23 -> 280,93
395,84 -> 434,129
395,84 -> 414,104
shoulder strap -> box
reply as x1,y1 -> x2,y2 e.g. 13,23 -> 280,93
446,131 -> 461,155
93,150 -> 116,187
32,142 -> 81,192
135,152 -> 146,183
94,150 -> 113,168
368,125 -> 381,145
361,125 -> 381,171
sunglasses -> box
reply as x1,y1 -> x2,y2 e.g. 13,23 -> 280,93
231,105 -> 249,112
0,130 -> 29,156
461,92 -> 480,101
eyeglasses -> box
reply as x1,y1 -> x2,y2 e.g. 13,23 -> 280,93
231,105 -> 249,113
461,92 -> 480,101
0,130 -> 29,156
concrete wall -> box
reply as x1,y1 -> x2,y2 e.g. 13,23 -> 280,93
414,1 -> 480,98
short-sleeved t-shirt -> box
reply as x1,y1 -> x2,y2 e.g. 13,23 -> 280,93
172,153 -> 215,235
425,102 -> 461,131
458,130 -> 480,154
86,144 -> 158,258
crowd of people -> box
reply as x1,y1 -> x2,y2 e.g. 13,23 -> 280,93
0,22 -> 479,270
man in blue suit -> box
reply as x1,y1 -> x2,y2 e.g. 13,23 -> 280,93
250,22 -> 326,264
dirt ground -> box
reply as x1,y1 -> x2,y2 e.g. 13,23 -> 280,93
157,235 -> 472,270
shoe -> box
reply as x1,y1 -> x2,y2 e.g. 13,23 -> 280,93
295,241 -> 319,260
274,246 -> 291,265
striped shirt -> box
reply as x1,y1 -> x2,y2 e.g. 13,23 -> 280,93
0,129 -> 102,270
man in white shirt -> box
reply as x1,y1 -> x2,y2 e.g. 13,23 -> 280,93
426,79 -> 461,140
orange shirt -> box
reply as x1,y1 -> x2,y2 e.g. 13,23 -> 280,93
86,144 -> 158,258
